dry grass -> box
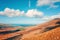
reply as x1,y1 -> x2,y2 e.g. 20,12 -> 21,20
21,27 -> 60,40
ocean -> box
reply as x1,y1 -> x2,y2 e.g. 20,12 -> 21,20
10,24 -> 36,27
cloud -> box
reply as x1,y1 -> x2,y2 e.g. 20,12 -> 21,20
25,9 -> 44,17
42,13 -> 60,21
50,13 -> 60,19
0,8 -> 24,17
36,13 -> 60,23
47,5 -> 59,9
0,8 -> 44,18
37,0 -> 60,8
0,8 -> 60,20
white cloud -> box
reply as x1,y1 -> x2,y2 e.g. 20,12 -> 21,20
37,0 -> 51,6
25,9 -> 44,17
37,13 -> 60,23
0,8 -> 24,17
50,13 -> 60,19
0,8 -> 44,18
42,13 -> 60,21
47,5 -> 59,9
37,0 -> 60,8
0,8 -> 60,20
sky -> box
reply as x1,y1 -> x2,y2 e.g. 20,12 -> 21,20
0,0 -> 60,24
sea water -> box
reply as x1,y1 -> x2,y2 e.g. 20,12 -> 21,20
10,24 -> 36,27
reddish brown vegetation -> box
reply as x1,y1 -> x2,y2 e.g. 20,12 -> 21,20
21,27 -> 60,40
0,27 -> 21,32
20,18 -> 60,40
0,27 -> 22,40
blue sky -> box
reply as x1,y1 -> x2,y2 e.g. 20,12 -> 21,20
0,0 -> 60,24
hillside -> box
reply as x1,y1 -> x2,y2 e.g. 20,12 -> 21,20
0,18 -> 60,40
20,18 -> 60,40
20,18 -> 60,34
21,27 -> 60,40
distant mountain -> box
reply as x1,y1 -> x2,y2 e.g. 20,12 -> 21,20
0,24 -> 14,29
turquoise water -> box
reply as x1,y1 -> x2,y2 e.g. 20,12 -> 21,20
10,24 -> 36,27
0,24 -> 36,28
